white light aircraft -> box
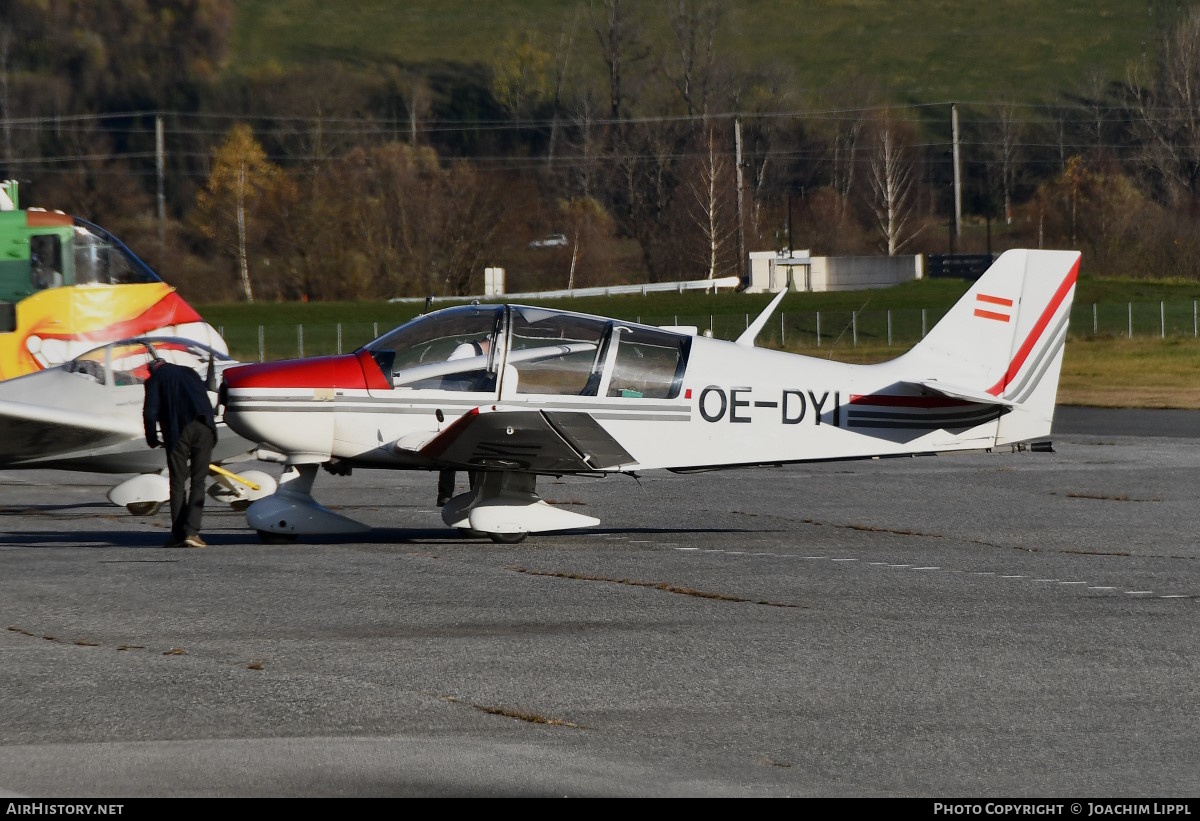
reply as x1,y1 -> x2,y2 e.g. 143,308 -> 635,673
0,336 -> 277,514
221,249 -> 1080,544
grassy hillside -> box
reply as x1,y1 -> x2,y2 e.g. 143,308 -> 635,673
229,0 -> 1171,105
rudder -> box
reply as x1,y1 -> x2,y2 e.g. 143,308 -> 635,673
898,249 -> 1081,445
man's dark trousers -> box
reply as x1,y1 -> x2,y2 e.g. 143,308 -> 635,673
168,417 -> 216,540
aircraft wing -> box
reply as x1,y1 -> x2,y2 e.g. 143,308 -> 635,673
905,379 -> 1018,409
413,408 -> 636,474
0,397 -> 144,465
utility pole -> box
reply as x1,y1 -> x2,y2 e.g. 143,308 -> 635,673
735,117 -> 746,282
155,115 -> 165,252
952,103 -> 962,245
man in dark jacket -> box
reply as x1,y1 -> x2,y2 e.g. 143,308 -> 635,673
143,358 -> 218,547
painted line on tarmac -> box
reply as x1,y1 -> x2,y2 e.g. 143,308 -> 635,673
672,546 -> 1196,601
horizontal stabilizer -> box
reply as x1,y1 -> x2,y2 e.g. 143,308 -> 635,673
906,380 -> 1017,409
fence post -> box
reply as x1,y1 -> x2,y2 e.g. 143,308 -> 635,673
816,311 -> 821,347
887,310 -> 892,347
258,325 -> 264,362
373,321 -> 379,338
781,313 -> 785,346
1093,303 -> 1097,336
1161,301 -> 1165,339
298,324 -> 304,357
1128,303 -> 1132,339
921,308 -> 926,338
1194,301 -> 1197,338
852,311 -> 857,347
337,322 -> 343,354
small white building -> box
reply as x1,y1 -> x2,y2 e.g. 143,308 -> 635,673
484,266 -> 505,296
746,249 -> 924,293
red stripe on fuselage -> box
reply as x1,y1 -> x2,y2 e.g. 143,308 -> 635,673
986,255 -> 1080,397
849,394 -> 971,408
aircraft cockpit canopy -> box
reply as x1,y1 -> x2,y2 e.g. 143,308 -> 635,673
65,337 -> 232,387
71,219 -> 162,286
364,304 -> 691,398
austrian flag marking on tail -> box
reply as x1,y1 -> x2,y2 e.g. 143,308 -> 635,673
974,293 -> 1014,323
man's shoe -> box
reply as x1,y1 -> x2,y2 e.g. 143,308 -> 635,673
183,535 -> 207,548
437,496 -> 451,507
163,537 -> 184,548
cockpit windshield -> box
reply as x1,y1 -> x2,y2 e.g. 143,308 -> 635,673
65,337 -> 231,387
365,304 -> 504,390
71,219 -> 161,286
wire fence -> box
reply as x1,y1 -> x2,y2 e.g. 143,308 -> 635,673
218,300 -> 1200,362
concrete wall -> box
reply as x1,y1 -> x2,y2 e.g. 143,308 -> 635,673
809,254 -> 923,291
746,252 -> 923,293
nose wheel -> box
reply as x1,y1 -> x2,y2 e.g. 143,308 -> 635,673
125,501 -> 162,517
488,531 -> 528,544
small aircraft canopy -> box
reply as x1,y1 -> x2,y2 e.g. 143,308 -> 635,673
65,336 -> 232,387
364,304 -> 691,399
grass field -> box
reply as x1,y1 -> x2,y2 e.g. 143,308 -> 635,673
229,0 -> 1167,106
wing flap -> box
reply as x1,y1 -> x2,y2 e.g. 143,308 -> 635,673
417,409 -> 634,473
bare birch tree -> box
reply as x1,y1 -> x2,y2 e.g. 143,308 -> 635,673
1126,6 -> 1200,205
686,127 -> 737,279
989,101 -> 1023,225
589,0 -> 649,119
864,109 -> 921,256
194,124 -> 293,302
665,0 -> 722,119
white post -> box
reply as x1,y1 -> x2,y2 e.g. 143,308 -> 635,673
952,103 -> 962,242
258,325 -> 264,362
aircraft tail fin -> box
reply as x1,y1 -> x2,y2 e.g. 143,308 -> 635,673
895,249 -> 1080,446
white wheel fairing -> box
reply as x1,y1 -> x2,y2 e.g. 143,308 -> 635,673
244,463 -> 371,536
107,472 -> 169,508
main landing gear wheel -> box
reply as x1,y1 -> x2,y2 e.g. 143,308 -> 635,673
256,530 -> 297,544
488,531 -> 528,544
126,501 -> 162,517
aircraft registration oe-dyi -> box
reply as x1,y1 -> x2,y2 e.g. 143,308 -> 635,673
220,248 -> 1080,545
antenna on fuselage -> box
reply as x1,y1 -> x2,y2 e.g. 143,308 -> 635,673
735,287 -> 788,347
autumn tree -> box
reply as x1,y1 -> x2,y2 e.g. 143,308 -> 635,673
193,124 -> 295,302
491,32 -> 552,125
